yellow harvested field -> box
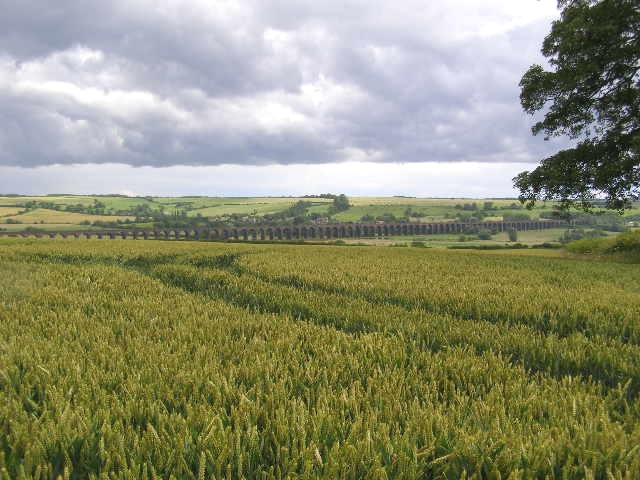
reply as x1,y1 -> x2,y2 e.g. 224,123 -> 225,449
0,208 -> 134,224
0,207 -> 25,217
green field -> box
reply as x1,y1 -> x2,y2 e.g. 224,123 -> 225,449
0,195 -> 637,231
0,196 -> 336,224
1,238 -> 639,479
348,197 -> 517,207
0,195 -> 156,210
187,199 -> 332,218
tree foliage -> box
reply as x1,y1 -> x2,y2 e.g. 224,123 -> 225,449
328,193 -> 350,215
516,0 -> 640,211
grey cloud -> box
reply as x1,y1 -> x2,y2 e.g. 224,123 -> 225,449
0,0 -> 564,167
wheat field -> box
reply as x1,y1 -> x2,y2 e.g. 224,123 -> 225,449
1,239 -> 639,479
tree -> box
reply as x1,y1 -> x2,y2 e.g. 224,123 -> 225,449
332,194 -> 350,212
507,228 -> 518,242
328,194 -> 350,215
516,0 -> 640,211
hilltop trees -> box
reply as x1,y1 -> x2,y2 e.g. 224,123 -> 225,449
516,0 -> 640,211
327,194 -> 351,215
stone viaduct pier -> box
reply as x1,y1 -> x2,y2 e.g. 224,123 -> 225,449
0,220 -> 567,241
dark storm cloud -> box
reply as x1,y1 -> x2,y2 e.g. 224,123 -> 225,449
0,0 -> 563,167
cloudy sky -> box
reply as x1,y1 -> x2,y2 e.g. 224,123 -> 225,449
0,0 -> 566,197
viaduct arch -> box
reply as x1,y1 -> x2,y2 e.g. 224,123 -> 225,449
0,220 -> 568,241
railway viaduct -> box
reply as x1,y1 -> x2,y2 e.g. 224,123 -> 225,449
0,220 -> 567,240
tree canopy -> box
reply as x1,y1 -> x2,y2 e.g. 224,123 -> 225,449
515,0 -> 639,211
